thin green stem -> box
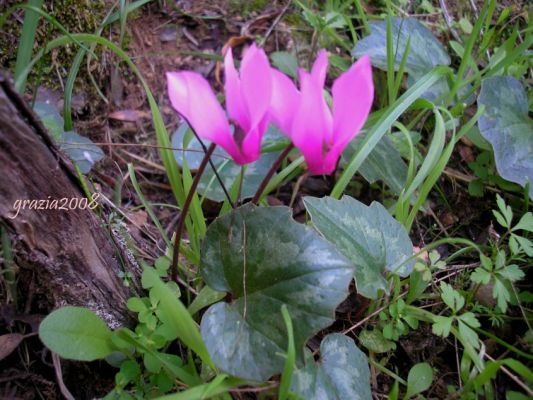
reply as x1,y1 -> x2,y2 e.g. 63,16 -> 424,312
185,120 -> 235,209
252,144 -> 294,204
170,143 -> 216,282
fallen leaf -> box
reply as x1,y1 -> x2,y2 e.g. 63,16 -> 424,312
0,333 -> 24,361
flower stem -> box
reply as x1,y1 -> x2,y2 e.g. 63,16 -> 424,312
170,143 -> 216,282
251,143 -> 294,205
188,126 -> 235,209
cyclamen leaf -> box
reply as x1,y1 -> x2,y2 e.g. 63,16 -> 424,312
33,101 -> 63,140
477,77 -> 533,199
341,131 -> 408,195
290,334 -> 372,400
270,51 -> 299,79
351,17 -> 463,103
200,204 -> 353,381
34,102 -> 104,173
352,18 -> 450,77
303,196 -> 414,299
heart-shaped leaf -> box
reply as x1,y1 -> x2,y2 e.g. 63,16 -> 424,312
352,17 -> 470,103
60,131 -> 105,173
33,102 -> 64,140
352,18 -> 450,76
39,306 -> 114,361
270,51 -> 299,79
34,102 -> 104,173
200,204 -> 353,381
304,196 -> 414,299
290,333 -> 371,400
172,124 -> 285,202
477,76 -> 533,199
342,131 -> 407,195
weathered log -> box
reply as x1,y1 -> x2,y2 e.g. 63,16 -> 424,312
0,72 -> 131,328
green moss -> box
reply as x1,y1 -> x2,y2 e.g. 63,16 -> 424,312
0,0 -> 107,89
229,0 -> 270,17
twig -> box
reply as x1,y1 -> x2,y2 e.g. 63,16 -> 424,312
438,0 -> 461,42
251,144 -> 294,204
484,353 -> 533,397
289,172 -> 308,208
454,336 -> 462,389
170,143 -> 216,282
187,124 -> 235,209
260,0 -> 292,47
52,353 -> 75,400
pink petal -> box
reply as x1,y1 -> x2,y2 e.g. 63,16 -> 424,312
270,69 -> 300,136
291,72 -> 333,175
167,71 -> 240,160
318,147 -> 342,174
311,49 -> 328,86
239,114 -> 270,164
240,44 -> 272,130
224,47 -> 250,131
331,55 -> 374,148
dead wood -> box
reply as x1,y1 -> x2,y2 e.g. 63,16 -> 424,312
0,72 -> 131,328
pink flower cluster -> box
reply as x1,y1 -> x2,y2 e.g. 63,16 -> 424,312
167,44 -> 373,175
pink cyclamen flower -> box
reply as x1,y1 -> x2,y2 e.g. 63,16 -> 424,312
166,44 -> 272,165
270,50 -> 374,174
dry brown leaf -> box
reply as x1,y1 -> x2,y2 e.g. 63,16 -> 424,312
0,333 -> 24,361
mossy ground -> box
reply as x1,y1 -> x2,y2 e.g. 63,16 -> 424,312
0,0 -> 107,89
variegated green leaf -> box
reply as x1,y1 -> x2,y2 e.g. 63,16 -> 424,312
200,204 -> 353,381
477,77 -> 533,199
304,196 -> 414,299
290,334 -> 371,400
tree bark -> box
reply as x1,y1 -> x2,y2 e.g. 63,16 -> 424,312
0,72 -> 131,328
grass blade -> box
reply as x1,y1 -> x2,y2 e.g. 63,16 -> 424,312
13,0 -> 43,93
331,66 -> 450,198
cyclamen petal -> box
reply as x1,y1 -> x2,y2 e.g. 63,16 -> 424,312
240,44 -> 273,131
332,55 -> 374,147
269,50 -> 374,175
270,69 -> 300,135
166,71 -> 240,159
168,44 -> 273,166
310,49 -> 328,86
224,48 -> 249,132
292,72 -> 335,174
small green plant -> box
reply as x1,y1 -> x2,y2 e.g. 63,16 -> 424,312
432,282 -> 481,351
380,298 -> 419,341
